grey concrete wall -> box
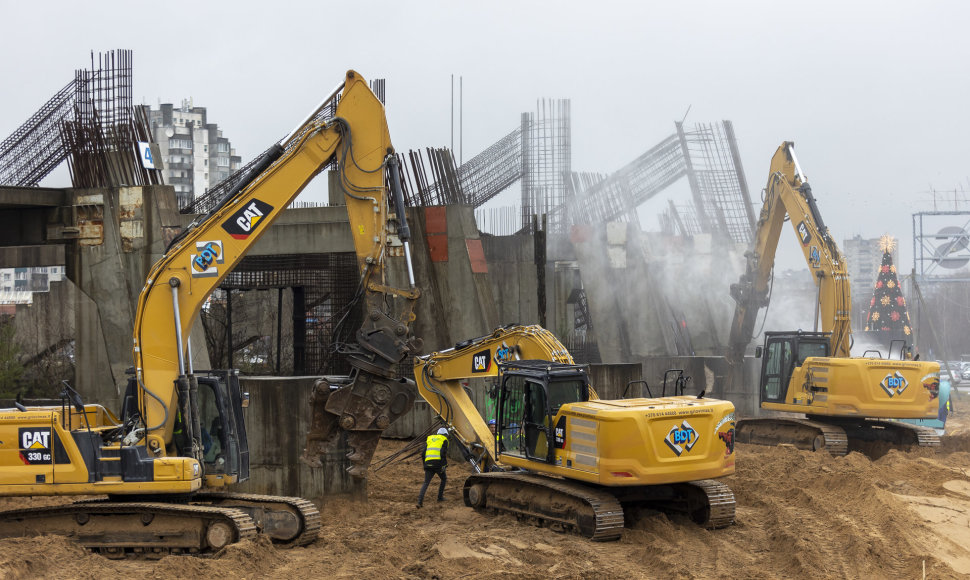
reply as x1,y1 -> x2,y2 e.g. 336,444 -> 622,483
13,279 -> 75,359
630,355 -> 761,417
244,206 -> 356,256
403,205 -> 499,355
481,234 -> 540,327
0,245 -> 64,268
571,223 -> 676,359
235,376 -> 363,499
70,185 -> 210,409
586,363 -> 643,400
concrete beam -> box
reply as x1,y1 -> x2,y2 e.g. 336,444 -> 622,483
0,244 -> 64,268
175,206 -> 358,257
0,186 -> 66,208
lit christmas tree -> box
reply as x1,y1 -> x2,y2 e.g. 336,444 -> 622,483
863,235 -> 912,343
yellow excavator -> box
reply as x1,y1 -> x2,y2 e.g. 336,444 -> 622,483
728,142 -> 940,454
414,324 -> 737,541
0,70 -> 420,556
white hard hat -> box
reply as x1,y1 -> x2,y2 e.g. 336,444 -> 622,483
437,427 -> 448,435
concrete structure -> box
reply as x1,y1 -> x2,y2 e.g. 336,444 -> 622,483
145,101 -> 241,207
235,376 -> 362,499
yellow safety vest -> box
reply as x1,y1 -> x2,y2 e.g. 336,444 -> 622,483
425,434 -> 447,463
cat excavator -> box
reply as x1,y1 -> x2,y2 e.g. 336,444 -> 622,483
0,70 -> 420,556
728,142 -> 940,454
414,325 -> 737,541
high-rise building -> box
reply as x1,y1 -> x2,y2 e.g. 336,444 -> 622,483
0,266 -> 65,304
143,100 -> 242,207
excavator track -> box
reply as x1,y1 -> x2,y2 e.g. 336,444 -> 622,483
193,492 -> 321,547
738,416 -> 941,455
737,417 -> 849,456
830,418 -> 941,450
463,473 -> 735,540
464,472 -> 625,541
681,479 -> 736,529
0,500 -> 257,558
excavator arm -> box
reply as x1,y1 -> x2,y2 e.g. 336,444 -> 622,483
728,142 -> 851,361
130,70 -> 419,472
0,69 -> 419,554
413,325 -> 576,472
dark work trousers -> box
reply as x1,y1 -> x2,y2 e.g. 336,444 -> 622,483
417,465 -> 447,505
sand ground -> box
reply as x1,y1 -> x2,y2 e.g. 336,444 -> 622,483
3,416 -> 970,579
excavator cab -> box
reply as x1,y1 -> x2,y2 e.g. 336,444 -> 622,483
120,370 -> 250,487
495,361 -> 590,463
758,331 -> 830,404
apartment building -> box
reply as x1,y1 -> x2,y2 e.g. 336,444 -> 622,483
144,100 -> 242,207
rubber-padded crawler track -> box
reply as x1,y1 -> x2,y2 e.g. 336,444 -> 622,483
464,472 -> 625,541
737,417 -> 849,456
0,500 -> 257,558
837,419 -> 942,449
194,492 -> 321,547
686,479 -> 736,529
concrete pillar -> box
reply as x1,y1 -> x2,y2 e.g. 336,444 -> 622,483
401,205 -> 499,355
70,184 -> 210,409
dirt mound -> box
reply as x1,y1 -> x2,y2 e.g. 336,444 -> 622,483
4,416 -> 970,578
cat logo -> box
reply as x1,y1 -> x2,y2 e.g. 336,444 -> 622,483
190,240 -> 224,278
21,429 -> 50,450
471,349 -> 491,373
19,427 -> 53,465
221,199 -> 274,240
797,221 -> 811,245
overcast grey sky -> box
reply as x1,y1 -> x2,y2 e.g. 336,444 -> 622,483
2,0 -> 969,271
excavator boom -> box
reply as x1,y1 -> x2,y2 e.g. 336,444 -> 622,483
728,141 -> 851,360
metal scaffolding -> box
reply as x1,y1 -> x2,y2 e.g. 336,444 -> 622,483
221,253 -> 362,375
0,49 -> 161,189
673,121 -> 754,243
561,121 -> 753,243
63,50 -> 161,188
402,99 -> 572,236
0,79 -> 78,186
521,99 -> 571,234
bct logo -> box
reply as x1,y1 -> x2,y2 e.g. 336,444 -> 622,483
190,240 -> 224,278
494,343 -> 514,364
880,371 -> 909,397
221,199 -> 274,240
809,245 -> 821,268
664,420 -> 699,456
797,221 -> 811,245
471,349 -> 491,373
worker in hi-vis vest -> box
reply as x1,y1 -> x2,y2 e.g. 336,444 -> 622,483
417,427 -> 449,508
